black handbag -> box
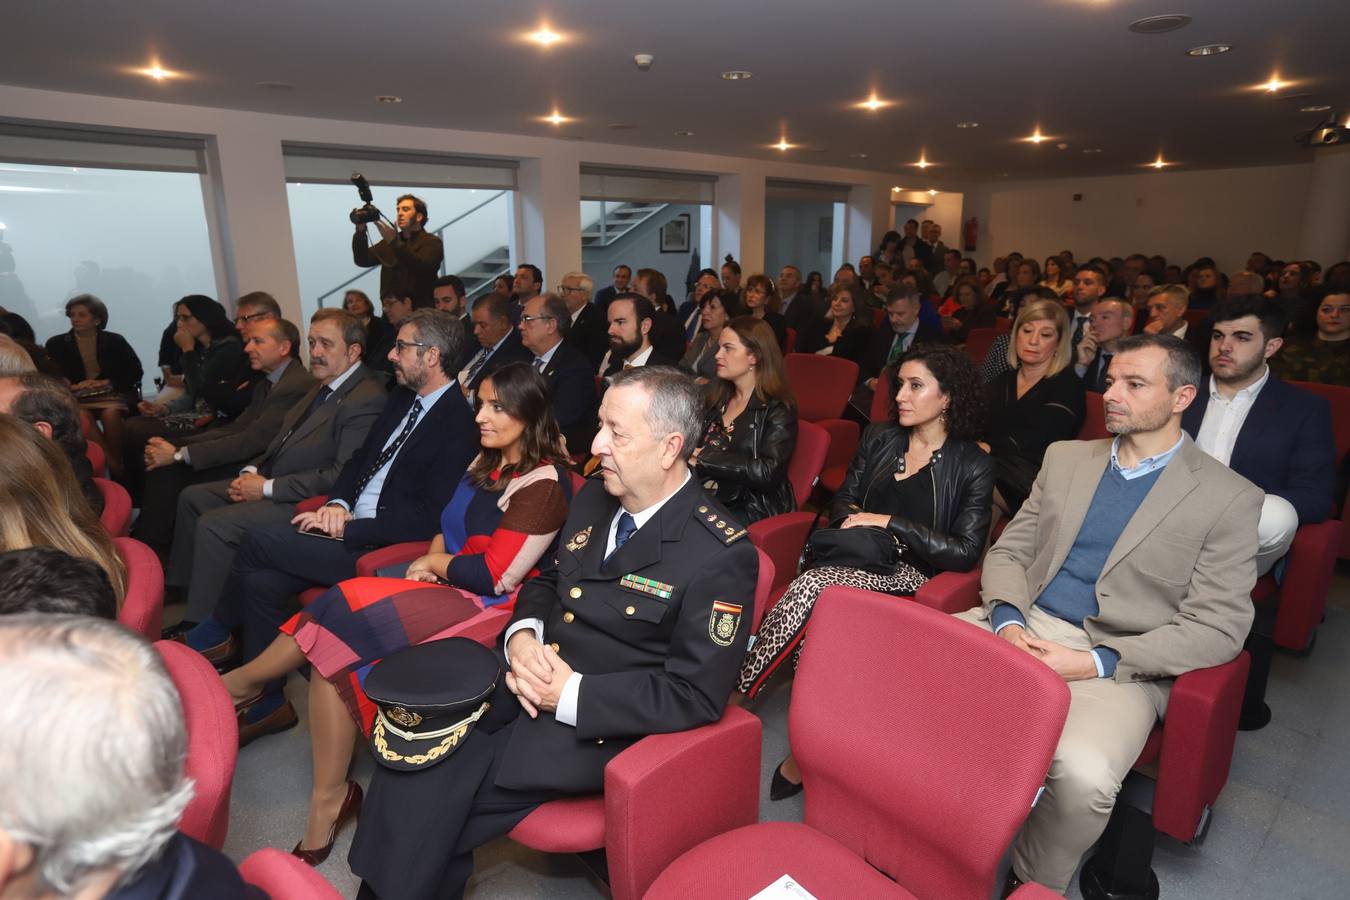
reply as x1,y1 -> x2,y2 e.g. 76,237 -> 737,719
805,525 -> 906,575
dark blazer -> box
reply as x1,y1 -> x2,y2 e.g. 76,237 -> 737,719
1181,374 -> 1336,524
497,476 -> 757,793
1079,348 -> 1114,393
986,366 -> 1087,511
694,395 -> 798,524
600,349 -> 678,380
565,303 -> 610,371
177,359 -> 316,471
463,330 -> 532,394
329,382 -> 479,549
593,285 -> 620,309
860,320 -> 947,383
352,228 -> 444,308
648,310 -> 687,363
252,362 -> 387,503
780,292 -> 824,336
108,832 -> 263,900
170,335 -> 249,417
44,329 -> 144,399
674,300 -> 702,343
796,317 -> 872,365
538,340 -> 599,453
759,310 -> 789,351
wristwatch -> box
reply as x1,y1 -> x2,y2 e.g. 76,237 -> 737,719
172,449 -> 184,463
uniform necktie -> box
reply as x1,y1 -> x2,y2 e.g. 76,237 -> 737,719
887,331 -> 909,367
533,357 -> 546,372
355,398 -> 422,495
605,512 -> 637,563
465,349 -> 490,385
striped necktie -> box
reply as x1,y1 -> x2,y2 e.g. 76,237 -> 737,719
355,399 -> 423,495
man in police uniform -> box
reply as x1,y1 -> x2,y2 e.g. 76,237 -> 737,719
349,366 -> 758,900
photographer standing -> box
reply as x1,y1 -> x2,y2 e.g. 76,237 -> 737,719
351,194 -> 444,308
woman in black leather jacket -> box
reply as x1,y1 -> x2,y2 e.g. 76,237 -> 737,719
737,343 -> 992,797
693,317 -> 798,525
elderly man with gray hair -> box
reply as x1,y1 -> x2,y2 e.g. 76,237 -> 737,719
349,365 -> 759,900
0,615 -> 262,899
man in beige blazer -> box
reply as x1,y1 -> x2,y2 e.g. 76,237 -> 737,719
960,333 -> 1261,894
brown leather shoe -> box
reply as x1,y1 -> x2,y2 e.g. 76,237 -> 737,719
237,699 -> 298,749
292,781 -> 364,866
200,634 -> 239,668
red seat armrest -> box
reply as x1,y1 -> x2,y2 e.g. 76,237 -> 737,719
1272,519 -> 1342,652
603,706 -> 762,900
295,495 -> 329,514
1153,651 -> 1249,842
912,569 -> 983,614
356,541 -> 433,577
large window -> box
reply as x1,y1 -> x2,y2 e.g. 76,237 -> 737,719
765,180 -> 848,282
282,145 -> 517,321
0,138 -> 218,397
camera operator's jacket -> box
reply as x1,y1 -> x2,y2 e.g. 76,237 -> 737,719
352,229 -> 444,307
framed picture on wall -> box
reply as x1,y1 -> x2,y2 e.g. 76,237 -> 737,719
660,214 -> 691,253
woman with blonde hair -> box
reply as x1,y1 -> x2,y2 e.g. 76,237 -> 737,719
982,298 -> 1085,518
0,413 -> 126,603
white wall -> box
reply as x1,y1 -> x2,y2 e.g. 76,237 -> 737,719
962,163 -> 1314,272
764,199 -> 835,279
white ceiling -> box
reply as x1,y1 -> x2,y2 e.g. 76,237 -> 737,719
3,0 -> 1347,180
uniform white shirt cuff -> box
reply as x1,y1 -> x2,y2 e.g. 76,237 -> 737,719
263,479 -> 275,499
555,672 -> 582,727
180,447 -> 192,465
502,618 -> 544,666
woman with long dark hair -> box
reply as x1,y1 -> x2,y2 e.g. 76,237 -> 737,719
795,281 -> 871,363
220,362 -> 571,864
681,288 -> 747,380
743,273 -> 789,351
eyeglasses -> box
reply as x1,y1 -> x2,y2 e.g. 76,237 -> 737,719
234,311 -> 272,324
520,314 -> 556,325
394,339 -> 430,352
175,314 -> 196,323
557,285 -> 587,294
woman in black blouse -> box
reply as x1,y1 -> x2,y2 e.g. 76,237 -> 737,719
795,281 -> 871,364
983,298 -> 1086,519
743,273 -> 789,351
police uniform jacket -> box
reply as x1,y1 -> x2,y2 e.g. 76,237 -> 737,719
496,474 -> 758,794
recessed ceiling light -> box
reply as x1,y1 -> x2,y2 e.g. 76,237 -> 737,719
1148,154 -> 1172,170
375,95 -> 402,104
1300,104 -> 1332,113
1260,74 -> 1289,93
1082,147 -> 1103,154
1187,43 -> 1232,57
255,81 -> 295,91
673,130 -> 694,136
721,70 -> 754,81
849,153 -> 869,159
891,186 -> 902,191
772,137 -> 794,151
928,189 -> 938,196
955,121 -> 979,129
135,62 -> 181,81
1128,14 -> 1192,34
913,154 -> 931,169
1023,127 -> 1048,144
855,92 -> 892,112
525,25 -> 564,47
542,110 -> 571,126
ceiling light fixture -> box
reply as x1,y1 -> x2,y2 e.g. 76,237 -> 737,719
543,110 -> 570,126
855,92 -> 891,112
928,189 -> 938,196
1300,104 -> 1332,113
1149,154 -> 1171,170
891,186 -> 901,192
1128,14 -> 1192,34
1187,43 -> 1232,57
526,25 -> 564,47
773,137 -> 794,152
721,70 -> 754,81
135,62 -> 181,81
375,95 -> 402,104
1024,127 -> 1048,144
956,121 -> 979,129
1260,74 -> 1289,93
914,154 -> 931,169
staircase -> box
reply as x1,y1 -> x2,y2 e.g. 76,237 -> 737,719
461,246 -> 511,299
581,202 -> 669,248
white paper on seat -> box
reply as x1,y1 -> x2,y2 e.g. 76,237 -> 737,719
749,874 -> 819,900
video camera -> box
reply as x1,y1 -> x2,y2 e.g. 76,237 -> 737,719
349,172 -> 392,227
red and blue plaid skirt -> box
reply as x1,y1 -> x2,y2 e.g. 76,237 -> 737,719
280,577 -> 506,736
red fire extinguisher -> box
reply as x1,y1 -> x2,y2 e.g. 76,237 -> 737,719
963,217 -> 978,252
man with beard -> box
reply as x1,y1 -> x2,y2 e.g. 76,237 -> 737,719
179,309 -> 478,742
1182,296 -> 1335,576
598,293 -> 678,379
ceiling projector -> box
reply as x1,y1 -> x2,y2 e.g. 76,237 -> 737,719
1298,114 -> 1347,147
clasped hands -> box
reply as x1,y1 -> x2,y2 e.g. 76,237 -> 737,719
143,436 -> 178,471
504,631 -> 573,719
998,624 -> 1098,682
290,503 -> 353,538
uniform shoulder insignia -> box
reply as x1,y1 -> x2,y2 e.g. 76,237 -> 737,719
695,503 -> 746,544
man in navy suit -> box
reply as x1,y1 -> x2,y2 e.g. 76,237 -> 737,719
457,292 -> 532,400
520,292 -> 598,454
1182,296 -> 1336,575
559,271 -> 609,370
184,309 -> 480,742
591,263 -> 631,310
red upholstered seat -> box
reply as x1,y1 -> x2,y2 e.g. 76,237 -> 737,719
648,587 -> 1069,900
154,640 -> 237,849
94,476 -> 131,537
963,327 -> 998,367
783,353 -> 857,421
1079,391 -> 1108,440
504,795 -> 606,851
239,848 -> 344,898
787,420 -> 829,508
115,536 -> 164,640
784,326 -> 796,353
815,418 -> 860,495
1289,381 -> 1350,559
85,439 -> 106,476
994,316 -> 1013,333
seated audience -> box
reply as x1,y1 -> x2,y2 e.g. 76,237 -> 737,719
343,288 -> 383,352
1189,264 -> 1224,310
180,309 -> 478,740
44,294 -> 143,477
0,547 -> 116,619
1272,291 -> 1350,386
965,335 -> 1259,895
1041,255 -> 1072,298
681,288 -> 746,380
0,413 -> 125,604
863,290 -> 945,390
518,293 -> 598,452
804,270 -> 825,297
1073,298 -> 1134,392
940,276 -> 997,345
994,258 -> 1042,318
220,363 -> 570,861
985,298 -> 1087,519
0,334 -> 35,375
122,295 -> 248,499
458,292 -> 530,398
599,293 -> 678,378
0,371 -> 103,517
511,263 -> 544,313
777,264 -> 824,336
134,318 -> 315,559
558,271 -> 609,370
1182,297 -> 1336,575
933,248 -> 963,298
592,263 -> 631,309
721,255 -> 744,296
346,366 -> 756,899
795,281 -> 871,364
1271,260 -> 1317,336
1067,264 -> 1107,357
369,293 -> 416,378
675,269 -> 721,343
431,275 -> 471,347
167,310 -> 385,628
0,615 -> 263,899
692,317 -> 798,525
739,344 -> 992,797
1144,283 -> 1208,362
632,268 -> 685,360
743,273 -> 788,350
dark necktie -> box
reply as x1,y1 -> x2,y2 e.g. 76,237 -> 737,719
887,331 -> 909,367
605,512 -> 637,564
277,386 -> 331,446
533,357 -> 546,372
465,349 -> 491,385
1096,352 -> 1113,392
355,398 -> 423,495
1072,316 -> 1088,348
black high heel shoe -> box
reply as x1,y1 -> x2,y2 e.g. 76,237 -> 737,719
769,759 -> 803,801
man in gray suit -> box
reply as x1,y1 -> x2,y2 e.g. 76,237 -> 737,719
166,309 -> 386,626
960,334 -> 1261,895
132,318 -> 316,558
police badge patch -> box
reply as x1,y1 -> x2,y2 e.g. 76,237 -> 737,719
565,526 -> 593,552
708,601 -> 742,646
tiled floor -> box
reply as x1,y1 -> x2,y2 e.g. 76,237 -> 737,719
220,579 -> 1350,899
